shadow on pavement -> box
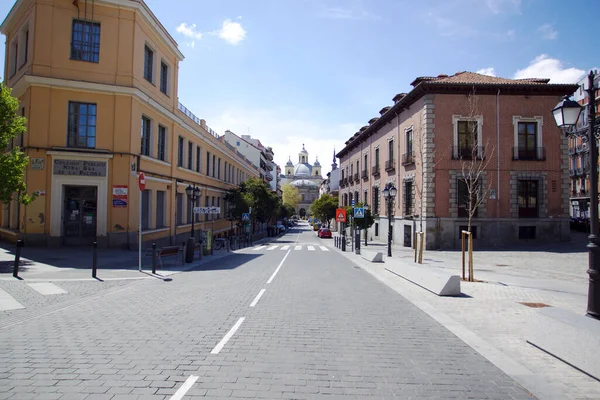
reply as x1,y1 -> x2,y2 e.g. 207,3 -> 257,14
184,253 -> 262,272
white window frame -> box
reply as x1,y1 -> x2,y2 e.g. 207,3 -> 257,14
144,43 -> 156,84
452,115 -> 483,158
512,116 -> 544,159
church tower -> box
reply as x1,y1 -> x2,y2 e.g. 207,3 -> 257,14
331,148 -> 338,171
313,156 -> 321,177
298,144 -> 308,164
285,156 -> 294,176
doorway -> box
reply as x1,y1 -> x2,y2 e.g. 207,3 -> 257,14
63,185 -> 97,245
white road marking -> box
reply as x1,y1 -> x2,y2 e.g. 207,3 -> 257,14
253,245 -> 267,251
294,245 -> 302,251
266,245 -> 278,251
267,250 -> 291,284
319,246 -> 329,252
27,282 -> 67,295
0,288 -> 24,311
170,375 -> 199,400
249,289 -> 266,307
281,245 -> 290,250
210,317 -> 245,354
307,246 -> 315,251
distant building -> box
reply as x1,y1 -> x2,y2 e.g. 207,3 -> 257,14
223,131 -> 275,188
320,150 -> 339,198
280,145 -> 322,217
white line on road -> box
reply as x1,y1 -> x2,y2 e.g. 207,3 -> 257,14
27,282 -> 68,295
281,245 -> 290,250
210,317 -> 245,354
0,288 -> 24,311
294,245 -> 302,251
249,289 -> 266,307
170,375 -> 199,400
266,245 -> 278,251
253,245 -> 267,251
267,250 -> 291,284
319,246 -> 329,252
307,246 -> 315,251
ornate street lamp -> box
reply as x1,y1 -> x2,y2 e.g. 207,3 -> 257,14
185,184 -> 201,263
553,70 -> 600,320
382,183 -> 397,257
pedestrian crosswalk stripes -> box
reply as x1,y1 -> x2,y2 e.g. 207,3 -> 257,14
251,244 -> 331,252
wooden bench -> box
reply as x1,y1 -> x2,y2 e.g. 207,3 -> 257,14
156,245 -> 183,268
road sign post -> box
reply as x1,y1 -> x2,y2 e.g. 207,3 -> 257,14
138,172 -> 146,272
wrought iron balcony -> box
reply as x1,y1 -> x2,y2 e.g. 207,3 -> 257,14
512,147 -> 546,161
361,170 -> 368,180
451,146 -> 486,160
372,165 -> 380,176
385,159 -> 395,172
402,152 -> 414,166
353,173 -> 359,181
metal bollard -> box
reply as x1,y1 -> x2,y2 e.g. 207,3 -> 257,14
92,241 -> 98,278
341,234 -> 346,251
151,243 -> 157,274
13,240 -> 23,278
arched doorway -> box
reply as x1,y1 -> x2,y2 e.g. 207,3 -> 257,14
299,208 -> 306,218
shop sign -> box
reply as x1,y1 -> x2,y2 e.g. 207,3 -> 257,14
112,185 -> 128,207
31,158 -> 45,170
53,159 -> 107,177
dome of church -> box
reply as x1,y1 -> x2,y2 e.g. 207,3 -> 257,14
285,157 -> 293,167
300,144 -> 308,155
313,158 -> 321,167
290,179 -> 318,188
294,163 -> 312,176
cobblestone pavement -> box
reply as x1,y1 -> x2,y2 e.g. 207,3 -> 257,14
0,225 -> 535,399
337,232 -> 600,399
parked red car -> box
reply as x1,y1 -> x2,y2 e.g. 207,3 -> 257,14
318,228 -> 332,238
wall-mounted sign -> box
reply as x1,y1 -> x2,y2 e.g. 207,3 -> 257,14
112,185 -> 128,207
30,158 -> 45,170
53,159 -> 107,177
193,206 -> 221,214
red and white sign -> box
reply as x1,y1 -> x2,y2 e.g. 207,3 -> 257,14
138,172 -> 146,191
336,208 -> 347,223
112,185 -> 128,208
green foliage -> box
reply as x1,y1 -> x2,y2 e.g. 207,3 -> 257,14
226,178 -> 282,229
282,184 -> 301,208
309,194 -> 338,224
0,83 -> 33,205
344,202 -> 375,230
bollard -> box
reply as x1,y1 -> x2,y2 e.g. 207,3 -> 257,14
92,241 -> 98,278
341,234 -> 346,251
13,240 -> 23,278
151,243 -> 157,274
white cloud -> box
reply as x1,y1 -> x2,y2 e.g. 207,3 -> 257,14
537,24 -> 558,40
513,54 -> 585,84
485,0 -> 521,14
476,67 -> 496,77
208,108 -> 359,173
176,23 -> 203,39
216,19 -> 247,45
426,13 -> 477,37
318,5 -> 380,20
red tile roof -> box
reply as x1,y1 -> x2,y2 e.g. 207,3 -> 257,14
411,71 -> 550,87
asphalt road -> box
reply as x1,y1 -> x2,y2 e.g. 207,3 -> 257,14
0,222 -> 535,399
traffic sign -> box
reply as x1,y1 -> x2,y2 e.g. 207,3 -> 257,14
138,172 -> 146,191
242,213 -> 250,221
351,198 -> 355,207
354,207 -> 365,218
335,208 -> 347,223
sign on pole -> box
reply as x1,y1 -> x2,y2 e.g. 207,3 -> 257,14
193,206 -> 221,214
354,207 -> 365,218
138,172 -> 146,191
242,213 -> 250,221
336,208 -> 347,223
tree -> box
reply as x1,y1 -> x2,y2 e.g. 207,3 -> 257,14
309,194 -> 338,226
282,184 -> 301,210
0,83 -> 34,205
224,185 -> 248,228
344,202 -> 374,242
241,177 -> 280,229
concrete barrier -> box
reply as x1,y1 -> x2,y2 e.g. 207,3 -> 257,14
385,262 -> 461,296
361,250 -> 384,263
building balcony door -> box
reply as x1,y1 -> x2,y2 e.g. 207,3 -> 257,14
63,185 -> 97,245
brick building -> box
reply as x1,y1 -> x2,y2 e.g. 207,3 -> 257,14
337,72 -> 578,249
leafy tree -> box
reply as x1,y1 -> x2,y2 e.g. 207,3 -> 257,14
309,194 -> 338,226
0,83 -> 34,205
242,178 -> 280,228
345,202 -> 374,231
224,185 -> 248,228
282,184 -> 301,209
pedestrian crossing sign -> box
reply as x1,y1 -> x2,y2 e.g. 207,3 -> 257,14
242,213 -> 250,221
336,208 -> 347,223
354,207 -> 365,218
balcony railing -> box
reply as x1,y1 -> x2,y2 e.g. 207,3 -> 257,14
451,146 -> 486,160
348,175 -> 354,183
372,165 -> 380,176
343,177 -> 348,185
177,102 -> 219,138
339,179 -> 344,188
512,147 -> 546,161
402,152 -> 414,166
353,173 -> 359,181
572,189 -> 590,198
361,170 -> 368,180
385,159 -> 395,172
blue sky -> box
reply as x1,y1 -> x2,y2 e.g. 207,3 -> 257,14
1,0 -> 597,173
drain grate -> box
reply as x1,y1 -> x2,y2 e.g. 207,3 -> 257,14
519,302 -> 551,308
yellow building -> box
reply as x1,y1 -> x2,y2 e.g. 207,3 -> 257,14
0,0 -> 259,248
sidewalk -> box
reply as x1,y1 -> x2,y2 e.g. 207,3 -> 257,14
334,231 -> 600,400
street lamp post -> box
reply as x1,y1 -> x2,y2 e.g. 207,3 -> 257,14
185,184 -> 201,263
553,70 -> 600,320
382,183 -> 397,257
